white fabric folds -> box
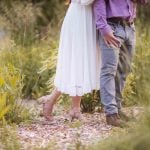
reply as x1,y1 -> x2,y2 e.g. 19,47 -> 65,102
80,0 -> 94,5
54,2 -> 100,96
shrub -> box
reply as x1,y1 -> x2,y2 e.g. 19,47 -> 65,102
81,91 -> 101,113
0,63 -> 30,124
0,41 -> 58,99
133,33 -> 150,106
0,1 -> 42,46
122,73 -> 137,106
122,28 -> 150,106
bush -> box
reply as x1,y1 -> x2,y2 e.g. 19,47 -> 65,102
0,41 -> 58,99
81,91 -> 101,113
122,73 -> 137,106
0,1 -> 42,46
122,28 -> 150,106
0,0 -> 67,46
133,33 -> 150,105
0,63 -> 30,124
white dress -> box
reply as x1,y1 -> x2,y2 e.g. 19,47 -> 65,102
54,0 -> 100,96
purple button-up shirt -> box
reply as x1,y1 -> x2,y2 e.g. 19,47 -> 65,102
93,0 -> 137,35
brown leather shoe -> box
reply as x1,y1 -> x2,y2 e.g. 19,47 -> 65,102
106,113 -> 127,128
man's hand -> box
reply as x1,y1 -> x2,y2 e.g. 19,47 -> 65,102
103,31 -> 120,48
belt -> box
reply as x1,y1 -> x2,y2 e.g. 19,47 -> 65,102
107,18 -> 134,26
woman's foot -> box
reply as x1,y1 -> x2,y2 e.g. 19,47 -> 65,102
38,89 -> 61,121
38,95 -> 55,121
68,108 -> 82,121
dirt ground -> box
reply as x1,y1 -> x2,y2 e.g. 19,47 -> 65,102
17,100 -> 142,150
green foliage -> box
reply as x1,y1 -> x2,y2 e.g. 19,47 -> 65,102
0,63 -> 30,124
18,46 -> 51,98
0,0 -> 67,46
122,73 -> 137,106
137,4 -> 150,24
133,32 -> 150,105
0,93 -> 10,122
0,42 -> 57,99
21,43 -> 57,98
32,0 -> 67,26
38,42 -> 58,93
120,24 -> 150,107
0,0 -> 60,98
122,29 -> 150,106
0,1 -> 42,46
81,91 -> 101,113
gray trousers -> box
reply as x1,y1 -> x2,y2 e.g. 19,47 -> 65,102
99,22 -> 136,115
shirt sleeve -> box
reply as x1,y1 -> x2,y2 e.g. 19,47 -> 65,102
93,0 -> 113,36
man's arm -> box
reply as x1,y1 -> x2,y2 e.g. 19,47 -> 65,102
93,0 -> 120,47
93,0 -> 112,36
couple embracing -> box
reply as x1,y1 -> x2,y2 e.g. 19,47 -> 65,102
39,0 -> 148,127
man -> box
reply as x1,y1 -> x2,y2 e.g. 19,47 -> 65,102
93,0 -> 148,127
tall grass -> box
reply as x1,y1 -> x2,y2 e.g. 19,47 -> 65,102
0,62 -> 30,124
0,1 -> 42,46
122,25 -> 150,106
0,1 -> 63,99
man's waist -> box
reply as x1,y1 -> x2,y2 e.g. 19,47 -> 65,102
107,17 -> 134,26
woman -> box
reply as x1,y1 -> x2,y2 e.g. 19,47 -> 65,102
39,0 -> 100,121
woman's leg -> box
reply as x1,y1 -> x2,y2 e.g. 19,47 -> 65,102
71,96 -> 81,111
39,88 -> 61,121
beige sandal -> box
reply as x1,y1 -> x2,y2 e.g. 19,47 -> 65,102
68,109 -> 82,121
38,95 -> 54,121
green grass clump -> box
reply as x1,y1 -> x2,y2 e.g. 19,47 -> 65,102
123,29 -> 150,106
0,63 -> 31,124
